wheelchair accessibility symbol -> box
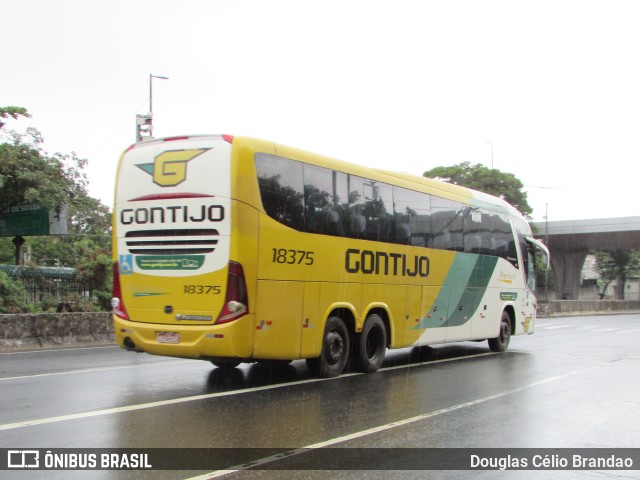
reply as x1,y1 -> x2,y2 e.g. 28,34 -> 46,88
119,254 -> 133,275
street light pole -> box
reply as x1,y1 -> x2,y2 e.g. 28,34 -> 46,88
137,74 -> 169,142
149,74 -> 169,115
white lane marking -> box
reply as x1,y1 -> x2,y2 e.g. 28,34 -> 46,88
0,359 -> 200,382
0,374 -> 358,432
184,366 -> 601,479
542,324 -> 575,330
0,352 -> 496,432
0,345 -> 118,356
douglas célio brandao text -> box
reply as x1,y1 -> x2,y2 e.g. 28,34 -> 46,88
470,453 -> 634,470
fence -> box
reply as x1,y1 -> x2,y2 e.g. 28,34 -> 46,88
0,265 -> 90,307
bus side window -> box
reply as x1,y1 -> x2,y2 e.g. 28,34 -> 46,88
255,153 -> 305,231
303,165 -> 348,237
512,217 -> 534,274
525,243 -> 537,291
348,176 -> 394,242
463,208 -> 492,255
392,186 -> 431,247
430,197 -> 464,252
492,212 -> 518,266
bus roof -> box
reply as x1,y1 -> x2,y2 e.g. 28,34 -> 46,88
124,135 -> 523,218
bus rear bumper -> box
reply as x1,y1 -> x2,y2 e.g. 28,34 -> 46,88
113,314 -> 255,360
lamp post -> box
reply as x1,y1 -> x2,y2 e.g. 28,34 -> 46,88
137,74 -> 169,142
149,74 -> 169,115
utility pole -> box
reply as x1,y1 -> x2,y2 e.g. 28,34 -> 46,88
485,141 -> 494,169
544,203 -> 549,302
136,74 -> 169,142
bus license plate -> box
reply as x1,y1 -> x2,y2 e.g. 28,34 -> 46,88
157,331 -> 180,344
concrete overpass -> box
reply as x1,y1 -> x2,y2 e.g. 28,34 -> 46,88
532,216 -> 640,300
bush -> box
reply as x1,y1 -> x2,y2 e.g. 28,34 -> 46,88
0,271 -> 29,313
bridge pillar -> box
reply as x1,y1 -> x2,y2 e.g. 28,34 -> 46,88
550,248 -> 588,300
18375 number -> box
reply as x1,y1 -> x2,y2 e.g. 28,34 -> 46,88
183,285 -> 221,294
272,248 -> 314,265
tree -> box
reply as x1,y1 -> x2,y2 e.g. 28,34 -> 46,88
595,252 -> 619,299
0,107 -> 113,310
423,161 -> 532,217
0,127 -> 88,216
0,106 -> 30,129
595,250 -> 640,300
1,110 -> 92,266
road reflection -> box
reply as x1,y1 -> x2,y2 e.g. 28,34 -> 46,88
203,343 -> 496,394
205,361 -> 308,391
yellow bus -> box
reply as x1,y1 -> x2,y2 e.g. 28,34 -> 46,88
112,135 -> 549,377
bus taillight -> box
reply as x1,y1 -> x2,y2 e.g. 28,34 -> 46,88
215,261 -> 248,324
111,262 -> 129,320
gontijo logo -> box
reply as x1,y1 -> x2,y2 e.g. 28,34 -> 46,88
136,149 -> 209,187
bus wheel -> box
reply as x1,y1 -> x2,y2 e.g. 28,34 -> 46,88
306,316 -> 350,378
210,358 -> 241,370
488,311 -> 512,352
355,314 -> 387,372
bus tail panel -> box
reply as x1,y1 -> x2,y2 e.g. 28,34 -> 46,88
118,269 -> 229,325
113,136 -> 233,328
113,314 -> 255,360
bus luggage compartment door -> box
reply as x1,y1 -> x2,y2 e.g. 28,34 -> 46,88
253,280 -> 303,359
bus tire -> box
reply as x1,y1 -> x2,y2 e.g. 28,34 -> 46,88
306,316 -> 350,378
488,311 -> 512,352
355,314 -> 387,372
210,358 -> 241,370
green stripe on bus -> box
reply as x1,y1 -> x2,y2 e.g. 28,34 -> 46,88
415,254 -> 498,329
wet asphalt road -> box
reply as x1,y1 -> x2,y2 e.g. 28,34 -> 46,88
1,314 -> 639,480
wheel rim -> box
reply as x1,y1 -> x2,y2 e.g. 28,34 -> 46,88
366,327 -> 383,360
500,320 -> 510,346
325,330 -> 345,365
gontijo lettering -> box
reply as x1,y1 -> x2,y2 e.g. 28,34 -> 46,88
119,204 -> 224,225
345,248 -> 429,277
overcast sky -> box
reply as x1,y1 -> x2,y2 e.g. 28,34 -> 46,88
3,0 -> 639,222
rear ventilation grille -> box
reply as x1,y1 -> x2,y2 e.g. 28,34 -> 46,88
125,229 -> 218,255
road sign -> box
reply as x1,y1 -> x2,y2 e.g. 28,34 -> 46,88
0,204 -> 67,237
